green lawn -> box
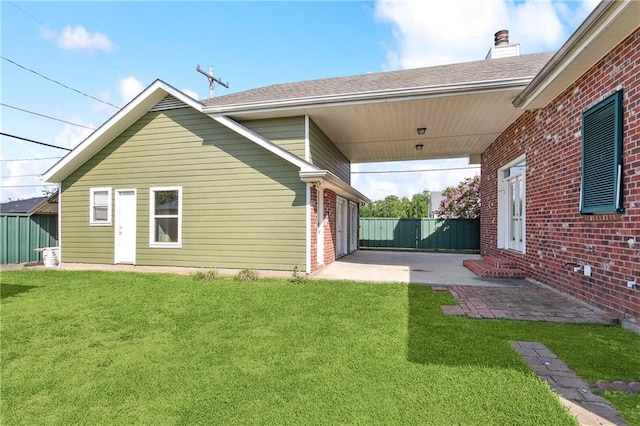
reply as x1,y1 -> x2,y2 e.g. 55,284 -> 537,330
1,270 -> 639,425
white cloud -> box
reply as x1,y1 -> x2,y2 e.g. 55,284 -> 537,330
0,158 -> 57,202
41,25 -> 116,53
374,0 -> 597,69
358,0 -> 596,202
0,120 -> 95,202
118,76 -> 144,104
91,90 -> 116,115
54,121 -> 94,150
182,89 -> 199,100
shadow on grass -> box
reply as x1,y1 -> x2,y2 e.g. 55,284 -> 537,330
1,283 -> 40,300
406,284 -> 524,369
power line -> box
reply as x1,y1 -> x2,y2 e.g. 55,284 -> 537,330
0,157 -> 62,162
8,2 -> 130,77
1,56 -> 121,109
1,103 -> 95,130
1,132 -> 73,151
0,173 -> 42,178
1,184 -> 58,188
352,165 -> 480,174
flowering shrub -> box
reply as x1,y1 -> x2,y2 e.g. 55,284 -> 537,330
434,175 -> 480,219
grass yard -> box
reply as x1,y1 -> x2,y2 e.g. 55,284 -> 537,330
1,270 -> 639,425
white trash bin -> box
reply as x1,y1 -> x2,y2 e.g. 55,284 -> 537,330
42,247 -> 60,267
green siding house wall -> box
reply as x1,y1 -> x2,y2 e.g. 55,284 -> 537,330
61,108 -> 307,270
309,120 -> 350,183
242,116 -> 306,159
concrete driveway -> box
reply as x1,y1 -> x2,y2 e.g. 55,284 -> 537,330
314,250 -> 523,287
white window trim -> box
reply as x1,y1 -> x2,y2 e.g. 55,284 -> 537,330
497,155 -> 526,254
89,187 -> 112,226
149,186 -> 182,248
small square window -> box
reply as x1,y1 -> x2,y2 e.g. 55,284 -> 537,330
90,187 -> 112,225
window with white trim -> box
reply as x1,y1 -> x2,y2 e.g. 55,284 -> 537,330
149,187 -> 182,247
497,157 -> 526,253
89,187 -> 112,225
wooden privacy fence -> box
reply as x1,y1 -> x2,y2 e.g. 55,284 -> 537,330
0,215 -> 58,264
359,218 -> 480,251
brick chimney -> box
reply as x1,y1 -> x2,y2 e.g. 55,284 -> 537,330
485,30 -> 520,59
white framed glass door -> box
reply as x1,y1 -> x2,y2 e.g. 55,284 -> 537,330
504,161 -> 525,252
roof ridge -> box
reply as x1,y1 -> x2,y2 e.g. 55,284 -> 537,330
202,51 -> 556,108
203,51 -> 555,104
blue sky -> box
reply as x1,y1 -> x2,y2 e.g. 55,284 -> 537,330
1,0 -> 599,202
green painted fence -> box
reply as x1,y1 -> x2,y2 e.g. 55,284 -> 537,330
0,215 -> 58,264
359,218 -> 480,251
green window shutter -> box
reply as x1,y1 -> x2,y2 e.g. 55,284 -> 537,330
580,90 -> 624,214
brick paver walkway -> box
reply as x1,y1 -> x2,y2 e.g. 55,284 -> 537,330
511,341 -> 628,425
441,284 -> 609,324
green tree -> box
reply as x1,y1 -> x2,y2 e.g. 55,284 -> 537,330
361,191 -> 430,218
376,195 -> 404,218
407,191 -> 430,218
434,175 -> 480,219
42,187 -> 58,197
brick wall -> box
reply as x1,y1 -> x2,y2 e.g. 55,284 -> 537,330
310,186 -> 318,270
481,29 -> 640,324
323,189 -> 337,267
309,185 -> 337,273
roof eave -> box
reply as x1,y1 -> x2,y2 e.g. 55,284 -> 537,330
43,80 -> 204,183
203,77 -> 534,116
514,0 -> 637,109
299,170 -> 371,204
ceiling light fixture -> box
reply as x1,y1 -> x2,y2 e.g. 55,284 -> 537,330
416,127 -> 427,135
415,144 -> 424,151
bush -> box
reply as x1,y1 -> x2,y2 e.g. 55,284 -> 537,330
193,269 -> 219,282
289,265 -> 308,284
234,268 -> 260,282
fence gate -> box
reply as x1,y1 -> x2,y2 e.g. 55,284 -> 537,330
359,218 -> 480,251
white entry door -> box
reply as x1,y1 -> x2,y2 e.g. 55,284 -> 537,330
115,189 -> 136,264
336,196 -> 348,257
348,201 -> 358,253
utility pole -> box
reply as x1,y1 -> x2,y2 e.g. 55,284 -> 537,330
196,65 -> 229,98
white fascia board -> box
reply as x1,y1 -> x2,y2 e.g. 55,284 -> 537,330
209,114 -> 319,172
203,78 -> 533,116
43,80 -> 204,183
299,170 -> 371,205
514,0 -> 632,109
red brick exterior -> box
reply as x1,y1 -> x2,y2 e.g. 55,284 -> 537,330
481,29 -> 640,324
309,185 -> 338,273
323,188 -> 337,267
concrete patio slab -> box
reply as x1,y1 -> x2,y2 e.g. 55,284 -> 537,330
313,250 -> 525,287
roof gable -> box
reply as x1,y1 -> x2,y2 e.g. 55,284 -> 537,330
42,80 -> 324,183
43,80 -> 204,183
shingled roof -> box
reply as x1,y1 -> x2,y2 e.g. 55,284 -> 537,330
202,52 -> 555,108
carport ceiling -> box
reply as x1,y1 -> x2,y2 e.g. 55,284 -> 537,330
203,52 -> 554,164
301,89 -> 525,163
